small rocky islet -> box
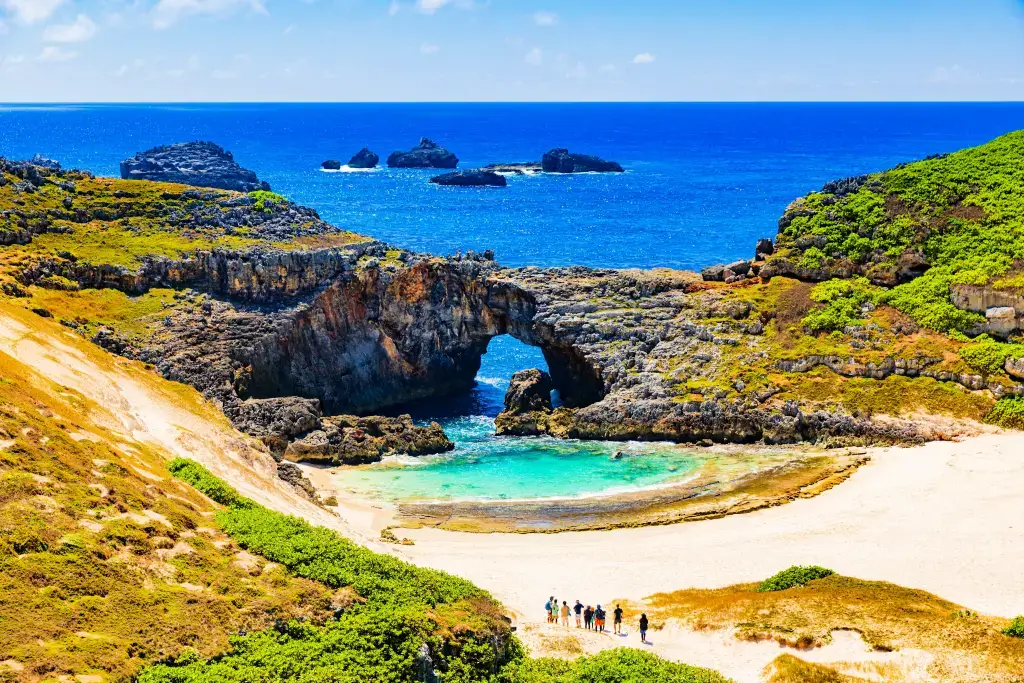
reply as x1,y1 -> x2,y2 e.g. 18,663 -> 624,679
3,132 -> 1024,496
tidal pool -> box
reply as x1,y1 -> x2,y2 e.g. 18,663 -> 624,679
331,415 -> 703,503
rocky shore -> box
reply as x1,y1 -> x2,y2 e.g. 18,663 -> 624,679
5,136 -> 1023,467
120,141 -> 271,192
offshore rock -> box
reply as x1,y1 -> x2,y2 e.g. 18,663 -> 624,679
494,368 -> 553,436
284,414 -> 453,465
120,141 -> 271,192
348,148 -> 380,169
321,160 -> 342,170
541,148 -> 624,173
430,170 -> 507,187
387,138 -> 458,169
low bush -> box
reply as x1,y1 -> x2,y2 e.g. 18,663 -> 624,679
959,336 -> 1024,376
498,648 -> 731,683
167,457 -> 254,509
248,190 -> 287,212
802,277 -> 880,333
1004,616 -> 1024,639
986,397 -> 1024,430
758,566 -> 835,592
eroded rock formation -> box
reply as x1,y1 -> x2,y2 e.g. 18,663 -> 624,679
430,170 -> 507,187
348,148 -> 380,169
387,138 -> 458,169
541,149 -> 624,173
284,414 -> 453,465
120,142 -> 271,192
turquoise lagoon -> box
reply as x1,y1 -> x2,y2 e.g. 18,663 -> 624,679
332,337 -> 713,503
331,414 -> 703,503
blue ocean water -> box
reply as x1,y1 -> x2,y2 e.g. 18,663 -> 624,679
4,103 -> 1023,500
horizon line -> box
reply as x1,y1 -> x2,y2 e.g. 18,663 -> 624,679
2,100 -> 1024,106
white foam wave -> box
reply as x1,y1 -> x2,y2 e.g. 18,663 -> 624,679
475,376 -> 508,388
320,166 -> 380,173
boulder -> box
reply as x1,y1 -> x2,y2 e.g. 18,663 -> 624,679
120,141 -> 270,192
1006,356 -> 1024,381
503,368 -> 554,414
701,265 -> 726,282
30,154 -> 61,170
541,148 -> 624,173
726,260 -> 752,275
321,160 -> 342,170
348,148 -> 379,169
755,238 -> 775,259
387,138 -> 458,169
283,414 -> 454,465
430,170 -> 507,187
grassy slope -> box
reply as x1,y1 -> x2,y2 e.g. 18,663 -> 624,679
0,326 -> 336,681
638,574 -> 1024,682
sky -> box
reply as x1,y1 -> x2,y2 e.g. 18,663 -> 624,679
0,0 -> 1022,101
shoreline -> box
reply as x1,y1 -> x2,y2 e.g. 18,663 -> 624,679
298,445 -> 870,533
385,431 -> 1024,620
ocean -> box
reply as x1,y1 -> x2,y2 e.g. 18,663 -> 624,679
4,102 -> 1023,500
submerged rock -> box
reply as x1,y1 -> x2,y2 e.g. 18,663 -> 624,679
348,148 -> 379,169
430,170 -> 507,187
387,138 -> 458,169
120,141 -> 271,192
321,160 -> 342,170
541,148 -> 624,173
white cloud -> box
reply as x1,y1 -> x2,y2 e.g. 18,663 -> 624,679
283,23 -> 295,34
0,19 -> 7,34
416,0 -> 473,14
151,0 -> 267,29
565,61 -> 586,79
43,14 -> 98,43
524,47 -> 543,66
0,0 -> 67,24
420,42 -> 440,55
0,54 -> 25,70
599,63 -> 616,73
533,10 -> 557,26
632,52 -> 655,64
928,64 -> 977,85
37,45 -> 78,62
210,68 -> 238,79
388,0 -> 400,16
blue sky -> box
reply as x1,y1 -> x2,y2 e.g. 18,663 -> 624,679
0,0 -> 1022,101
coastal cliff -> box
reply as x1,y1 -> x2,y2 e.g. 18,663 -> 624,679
3,133 -> 1024,455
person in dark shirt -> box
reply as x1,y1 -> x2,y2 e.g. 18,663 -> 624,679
613,604 -> 624,634
584,605 -> 594,630
573,600 -> 583,628
639,613 -> 649,643
594,605 -> 606,632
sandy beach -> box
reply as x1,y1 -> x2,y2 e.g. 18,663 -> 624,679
393,433 -> 1024,620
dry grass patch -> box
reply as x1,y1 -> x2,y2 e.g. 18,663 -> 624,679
641,574 -> 1024,682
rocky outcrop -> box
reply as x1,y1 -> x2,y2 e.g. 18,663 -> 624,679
348,148 -> 379,169
30,154 -> 61,170
284,414 -> 453,465
387,138 -> 458,169
430,170 -> 507,187
483,162 -> 542,175
541,149 -> 624,173
951,283 -> 1024,338
120,142 -> 271,192
277,461 -> 317,499
321,160 -> 342,170
494,368 -> 553,435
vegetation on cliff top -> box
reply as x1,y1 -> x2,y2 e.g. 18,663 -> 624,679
770,130 -> 1024,334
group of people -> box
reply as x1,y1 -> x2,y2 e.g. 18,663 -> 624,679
544,597 -> 650,643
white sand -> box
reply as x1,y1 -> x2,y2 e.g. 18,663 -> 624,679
397,434 -> 1024,621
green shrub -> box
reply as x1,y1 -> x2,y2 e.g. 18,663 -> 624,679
986,397 -> 1024,430
167,457 -> 254,509
498,648 -> 731,683
1003,616 -> 1024,639
248,190 -> 287,212
959,336 -> 1024,376
758,566 -> 835,592
802,277 -> 881,333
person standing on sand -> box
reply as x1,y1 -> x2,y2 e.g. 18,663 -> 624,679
550,598 -> 559,625
545,597 -> 553,623
584,605 -> 594,630
574,600 -> 583,628
639,613 -> 649,643
613,604 -> 623,634
560,601 -> 570,628
595,604 -> 606,633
